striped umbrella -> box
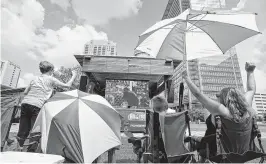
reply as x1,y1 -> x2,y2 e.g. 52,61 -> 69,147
31,89 -> 122,163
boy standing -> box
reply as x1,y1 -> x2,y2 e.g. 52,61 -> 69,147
16,61 -> 77,150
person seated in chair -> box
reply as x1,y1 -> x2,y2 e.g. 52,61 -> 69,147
182,62 -> 257,159
151,96 -> 192,162
151,95 -> 176,114
127,96 -> 176,162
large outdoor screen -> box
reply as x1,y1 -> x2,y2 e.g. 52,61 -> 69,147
105,80 -> 149,109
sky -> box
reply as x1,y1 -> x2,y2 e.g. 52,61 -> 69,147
1,0 -> 266,93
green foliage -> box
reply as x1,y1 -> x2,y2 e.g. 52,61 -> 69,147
188,107 -> 205,122
52,65 -> 82,92
257,115 -> 264,122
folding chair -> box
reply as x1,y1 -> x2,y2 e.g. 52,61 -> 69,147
126,109 -> 152,163
160,110 -> 196,163
193,116 -> 266,163
127,110 -> 196,163
127,82 -> 196,163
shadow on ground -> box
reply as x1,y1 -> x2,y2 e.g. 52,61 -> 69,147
4,125 -> 266,163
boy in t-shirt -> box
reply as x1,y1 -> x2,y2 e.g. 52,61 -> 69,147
16,61 -> 77,150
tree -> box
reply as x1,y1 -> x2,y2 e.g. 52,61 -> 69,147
52,65 -> 82,92
257,115 -> 263,122
188,107 -> 205,122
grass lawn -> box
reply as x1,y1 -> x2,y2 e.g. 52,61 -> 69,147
3,123 -> 266,163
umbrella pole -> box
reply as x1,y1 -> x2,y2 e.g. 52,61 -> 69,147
183,23 -> 193,152
183,24 -> 192,113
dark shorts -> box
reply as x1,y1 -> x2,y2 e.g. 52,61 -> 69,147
17,103 -> 41,147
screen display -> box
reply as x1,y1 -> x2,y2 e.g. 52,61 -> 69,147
105,80 -> 150,109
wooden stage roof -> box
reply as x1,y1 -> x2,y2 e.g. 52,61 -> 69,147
75,55 -> 181,83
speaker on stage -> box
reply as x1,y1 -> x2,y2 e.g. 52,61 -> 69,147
167,80 -> 174,103
79,76 -> 88,92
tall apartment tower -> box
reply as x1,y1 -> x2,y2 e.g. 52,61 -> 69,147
84,40 -> 117,56
162,0 -> 226,20
162,0 -> 244,109
0,60 -> 21,88
253,93 -> 266,117
172,50 -> 244,107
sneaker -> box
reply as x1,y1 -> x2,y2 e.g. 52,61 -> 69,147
16,137 -> 24,152
6,138 -> 14,146
16,142 -> 23,152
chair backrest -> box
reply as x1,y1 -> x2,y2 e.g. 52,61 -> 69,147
212,115 -> 266,163
217,115 -> 253,154
159,111 -> 190,158
144,110 -> 192,163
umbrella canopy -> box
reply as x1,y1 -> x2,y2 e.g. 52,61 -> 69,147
135,9 -> 260,60
31,89 -> 122,163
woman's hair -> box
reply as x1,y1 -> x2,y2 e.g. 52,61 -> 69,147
219,87 -> 250,122
39,61 -> 54,74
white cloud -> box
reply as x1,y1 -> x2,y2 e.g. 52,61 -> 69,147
238,30 -> 266,94
50,0 -> 71,11
17,78 -> 27,88
2,0 -> 142,70
242,69 -> 266,94
2,0 -> 143,71
33,25 -> 108,67
68,0 -> 143,25
27,51 -> 38,60
253,29 -> 266,71
232,0 -> 247,11
41,27 -> 107,64
1,0 -> 108,68
1,0 -> 45,60
64,17 -> 75,24
18,73 -> 37,87
23,73 -> 37,83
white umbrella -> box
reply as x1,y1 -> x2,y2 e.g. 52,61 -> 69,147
135,9 -> 260,60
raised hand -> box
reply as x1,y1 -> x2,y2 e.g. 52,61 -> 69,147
182,69 -> 188,79
245,62 -> 256,73
72,69 -> 77,75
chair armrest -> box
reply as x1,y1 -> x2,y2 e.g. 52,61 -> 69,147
128,135 -> 149,143
113,145 -> 120,150
184,136 -> 203,143
23,141 -> 38,146
198,134 -> 216,144
26,134 -> 41,139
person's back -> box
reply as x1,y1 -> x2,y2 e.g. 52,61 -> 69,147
182,62 -> 258,159
220,112 -> 253,154
22,75 -> 55,108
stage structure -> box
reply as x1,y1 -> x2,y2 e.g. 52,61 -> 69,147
75,55 -> 180,110
75,55 -> 181,162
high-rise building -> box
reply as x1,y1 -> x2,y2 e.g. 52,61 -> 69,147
190,0 -> 226,10
253,93 -> 266,117
162,0 -> 226,20
162,0 -> 188,20
172,50 -> 244,107
84,40 -> 117,56
0,60 -> 21,88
